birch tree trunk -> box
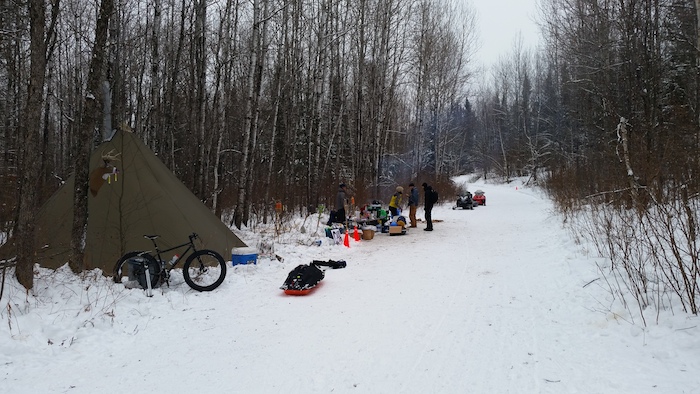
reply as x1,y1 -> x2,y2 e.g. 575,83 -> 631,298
696,0 -> 700,148
242,0 -> 272,222
68,0 -> 114,273
212,133 -> 223,214
617,117 -> 638,203
263,58 -> 284,220
234,0 -> 261,228
149,0 -> 161,140
194,0 -> 207,199
310,0 -> 329,205
210,0 -> 235,215
166,0 -> 188,168
15,0 -> 48,289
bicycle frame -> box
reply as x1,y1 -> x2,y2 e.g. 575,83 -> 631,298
115,232 -> 227,294
145,233 -> 199,269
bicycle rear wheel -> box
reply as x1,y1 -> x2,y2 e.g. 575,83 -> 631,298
183,250 -> 227,291
112,251 -> 142,283
113,251 -> 161,289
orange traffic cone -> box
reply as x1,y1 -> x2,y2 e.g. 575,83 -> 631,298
344,230 -> 350,247
354,225 -> 360,242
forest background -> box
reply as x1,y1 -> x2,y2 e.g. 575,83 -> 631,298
2,0 -> 700,320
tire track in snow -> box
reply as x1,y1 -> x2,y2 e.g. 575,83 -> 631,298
398,185 -> 556,393
404,223 -> 474,381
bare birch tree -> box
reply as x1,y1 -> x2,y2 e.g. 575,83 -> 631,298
234,0 -> 263,228
15,0 -> 49,288
68,0 -> 114,273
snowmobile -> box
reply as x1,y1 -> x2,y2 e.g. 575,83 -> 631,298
453,191 -> 475,210
473,190 -> 486,206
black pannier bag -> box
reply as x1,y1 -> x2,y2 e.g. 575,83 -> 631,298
127,255 -> 162,289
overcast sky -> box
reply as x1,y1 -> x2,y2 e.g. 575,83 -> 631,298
470,0 -> 541,69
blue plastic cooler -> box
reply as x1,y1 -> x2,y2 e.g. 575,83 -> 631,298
231,247 -> 258,266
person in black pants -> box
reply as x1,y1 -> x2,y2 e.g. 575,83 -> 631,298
328,183 -> 347,225
334,183 -> 347,223
422,183 -> 436,231
407,182 -> 419,227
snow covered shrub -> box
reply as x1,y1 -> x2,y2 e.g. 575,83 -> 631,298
566,190 -> 700,325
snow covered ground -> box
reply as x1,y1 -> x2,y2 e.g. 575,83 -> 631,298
1,177 -> 699,393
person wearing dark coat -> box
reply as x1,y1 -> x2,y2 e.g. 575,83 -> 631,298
408,182 -> 419,228
422,183 -> 436,231
331,183 -> 347,224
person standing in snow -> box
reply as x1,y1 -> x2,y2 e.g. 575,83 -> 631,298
422,183 -> 438,231
329,183 -> 347,224
388,186 -> 404,217
407,182 -> 419,228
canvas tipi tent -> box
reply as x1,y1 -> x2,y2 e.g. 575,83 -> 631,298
6,130 -> 246,272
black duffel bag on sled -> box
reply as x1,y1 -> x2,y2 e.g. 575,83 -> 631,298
280,260 -> 346,295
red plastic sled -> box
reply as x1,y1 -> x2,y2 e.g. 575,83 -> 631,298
283,282 -> 322,296
284,288 -> 313,296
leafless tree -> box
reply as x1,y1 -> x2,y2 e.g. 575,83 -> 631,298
68,0 -> 114,273
15,0 -> 49,288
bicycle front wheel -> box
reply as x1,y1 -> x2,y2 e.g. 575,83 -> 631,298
183,250 -> 227,291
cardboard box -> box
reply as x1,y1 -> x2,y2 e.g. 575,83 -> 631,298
388,225 -> 405,235
362,229 -> 375,240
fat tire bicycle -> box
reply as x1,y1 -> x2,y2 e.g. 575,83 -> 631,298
112,233 -> 227,293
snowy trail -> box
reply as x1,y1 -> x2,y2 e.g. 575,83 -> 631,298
218,182 -> 692,393
379,185 -> 565,393
2,180 -> 700,393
